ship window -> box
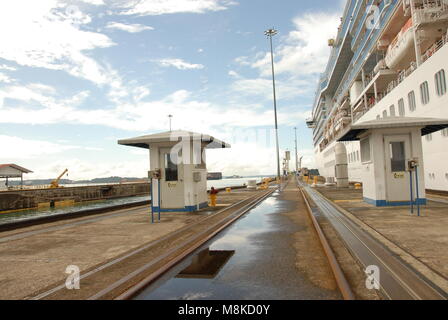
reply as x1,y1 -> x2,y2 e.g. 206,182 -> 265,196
390,142 -> 406,172
425,133 -> 433,142
376,115 -> 380,120
164,154 -> 179,182
398,98 -> 405,116
389,105 -> 396,117
420,81 -> 430,105
356,151 -> 360,161
408,91 -> 416,112
382,110 -> 388,118
360,137 -> 371,163
442,128 -> 448,137
435,69 -> 446,96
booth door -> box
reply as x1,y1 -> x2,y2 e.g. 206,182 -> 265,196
159,149 -> 184,209
384,135 -> 411,202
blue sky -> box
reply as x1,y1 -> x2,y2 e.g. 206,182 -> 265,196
0,0 -> 344,180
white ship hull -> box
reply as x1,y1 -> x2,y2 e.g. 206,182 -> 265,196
315,44 -> 448,191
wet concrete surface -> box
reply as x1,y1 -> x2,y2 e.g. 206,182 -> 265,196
135,187 -> 341,300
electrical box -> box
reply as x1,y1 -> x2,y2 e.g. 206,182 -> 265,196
407,159 -> 419,171
193,172 -> 202,182
148,169 -> 162,180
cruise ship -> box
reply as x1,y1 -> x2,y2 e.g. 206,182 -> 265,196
308,0 -> 448,192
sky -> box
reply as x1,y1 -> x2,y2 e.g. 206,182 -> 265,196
0,0 -> 345,180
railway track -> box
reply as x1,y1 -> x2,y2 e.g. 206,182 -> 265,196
29,187 -> 277,300
297,183 -> 354,300
301,183 -> 448,300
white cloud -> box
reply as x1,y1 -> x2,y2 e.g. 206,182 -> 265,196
24,158 -> 148,180
105,22 -> 154,33
251,13 -> 341,78
0,82 -> 307,132
0,73 -> 14,84
231,77 -> 310,101
0,135 -> 79,159
228,70 -> 240,78
115,0 -> 237,16
157,58 -> 204,70
79,0 -> 105,5
0,0 -> 116,85
0,64 -> 16,71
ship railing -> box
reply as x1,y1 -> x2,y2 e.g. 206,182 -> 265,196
334,1 -> 398,107
413,0 -> 448,26
351,30 -> 446,122
421,30 -> 448,62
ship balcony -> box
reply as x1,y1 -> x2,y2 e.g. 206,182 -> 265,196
413,1 -> 448,26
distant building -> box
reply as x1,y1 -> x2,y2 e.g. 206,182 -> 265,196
207,172 -> 223,180
0,164 -> 33,189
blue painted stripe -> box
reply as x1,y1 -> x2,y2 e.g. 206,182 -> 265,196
153,202 -> 209,213
364,197 -> 426,207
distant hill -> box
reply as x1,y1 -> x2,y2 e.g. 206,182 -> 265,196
9,176 -> 146,186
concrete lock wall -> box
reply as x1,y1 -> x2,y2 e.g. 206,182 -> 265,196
0,182 -> 150,212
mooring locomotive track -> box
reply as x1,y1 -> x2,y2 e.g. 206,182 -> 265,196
301,183 -> 448,300
28,187 -> 277,300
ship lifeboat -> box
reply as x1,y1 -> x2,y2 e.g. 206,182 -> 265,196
333,110 -> 351,134
385,18 -> 414,69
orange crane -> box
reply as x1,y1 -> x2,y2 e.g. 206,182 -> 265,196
50,169 -> 68,189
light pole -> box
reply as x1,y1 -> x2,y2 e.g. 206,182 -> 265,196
168,114 -> 173,131
294,127 -> 299,174
265,28 -> 281,183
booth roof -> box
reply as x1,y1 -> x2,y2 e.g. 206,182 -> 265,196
338,117 -> 448,142
0,164 -> 33,176
118,130 -> 231,149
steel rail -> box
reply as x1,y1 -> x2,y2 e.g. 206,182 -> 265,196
103,188 -> 276,300
302,184 -> 447,300
298,183 -> 355,300
30,189 -> 274,300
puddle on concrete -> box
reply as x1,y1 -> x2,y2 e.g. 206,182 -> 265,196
135,191 -> 340,300
176,248 -> 235,279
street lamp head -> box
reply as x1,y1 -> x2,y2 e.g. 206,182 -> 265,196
264,28 -> 278,37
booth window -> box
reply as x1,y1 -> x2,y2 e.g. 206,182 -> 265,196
193,146 -> 206,169
390,142 -> 406,172
164,154 -> 178,181
360,138 -> 371,163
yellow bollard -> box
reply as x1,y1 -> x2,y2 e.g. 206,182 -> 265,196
226,187 -> 232,193
313,176 -> 318,185
210,194 -> 217,207
355,183 -> 362,190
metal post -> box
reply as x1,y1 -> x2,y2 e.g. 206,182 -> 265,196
150,181 -> 154,223
410,0 -> 422,67
265,28 -> 281,184
409,171 -> 414,214
158,179 -> 161,221
168,115 -> 173,132
294,127 -> 299,175
415,166 -> 420,217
